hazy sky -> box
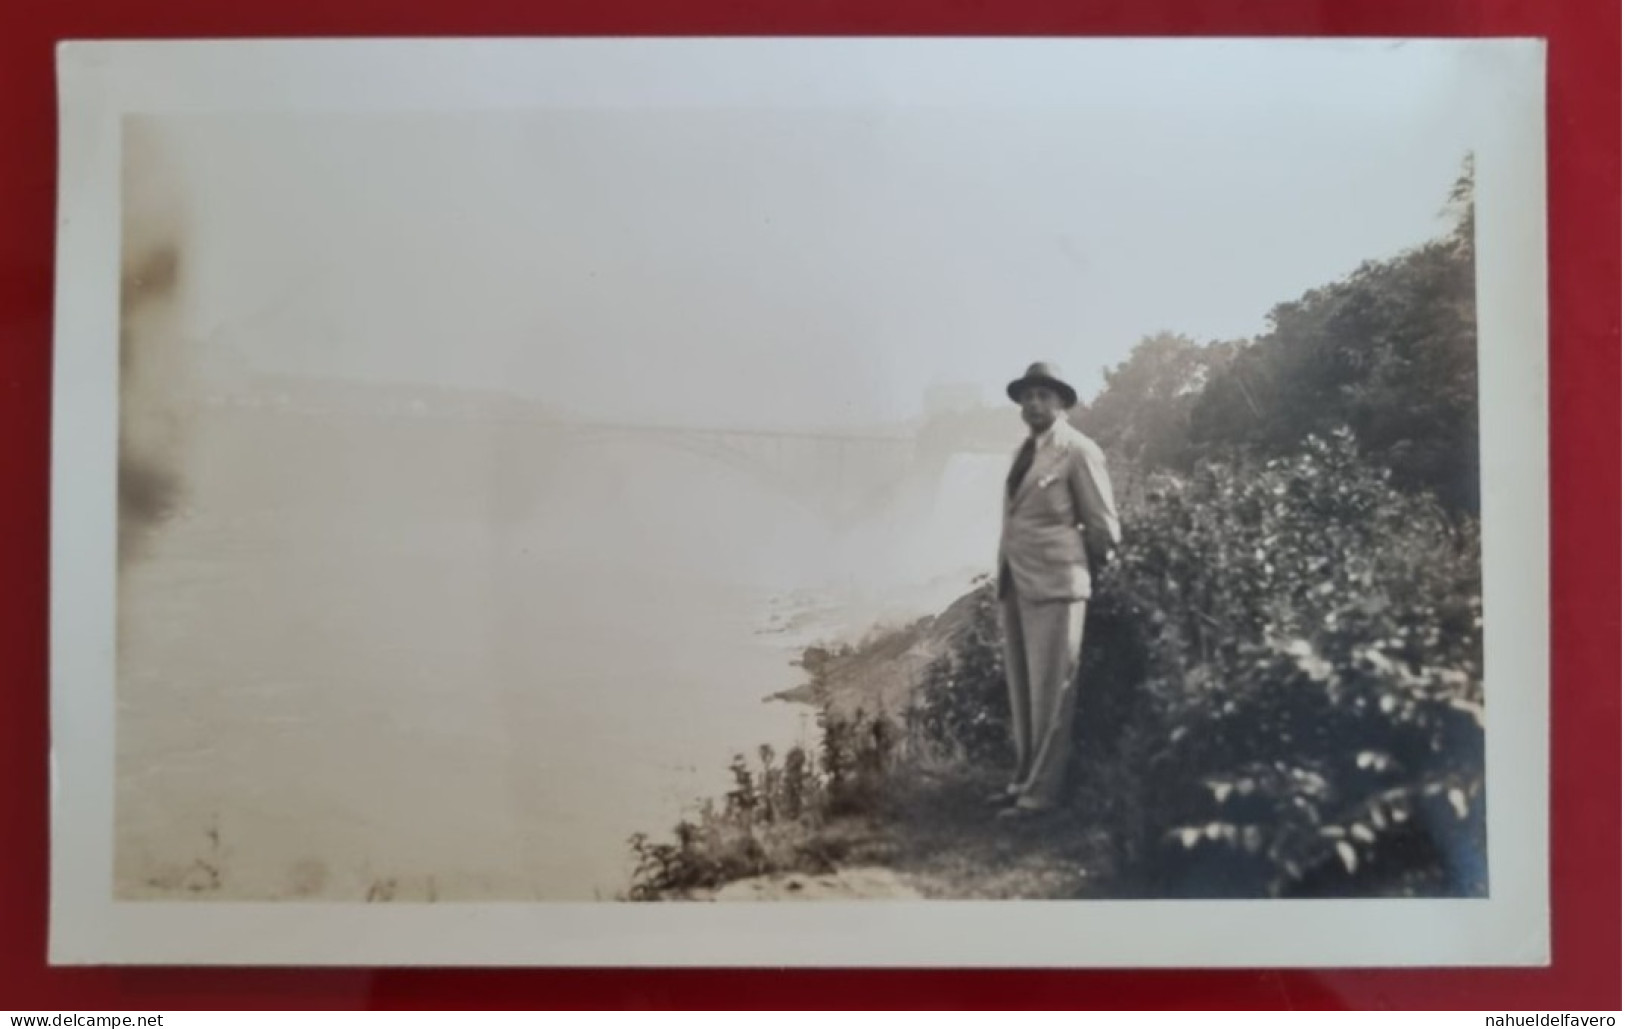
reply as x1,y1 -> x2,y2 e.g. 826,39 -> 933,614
144,49 -> 1477,430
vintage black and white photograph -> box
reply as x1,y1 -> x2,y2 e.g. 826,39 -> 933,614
52,38 -> 1548,965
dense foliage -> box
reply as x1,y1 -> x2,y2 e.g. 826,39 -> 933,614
1077,158 -> 1478,512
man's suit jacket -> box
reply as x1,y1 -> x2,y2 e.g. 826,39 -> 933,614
997,420 -> 1121,602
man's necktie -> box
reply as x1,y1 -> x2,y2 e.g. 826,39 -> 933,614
1007,437 -> 1037,499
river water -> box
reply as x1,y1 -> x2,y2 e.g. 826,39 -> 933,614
114,407 -> 1006,901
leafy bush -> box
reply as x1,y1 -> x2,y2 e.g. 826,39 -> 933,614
908,429 -> 1485,897
907,582 -> 1009,767
1108,429 -> 1483,896
819,707 -> 901,815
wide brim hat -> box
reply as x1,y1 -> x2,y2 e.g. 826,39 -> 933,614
1006,361 -> 1078,409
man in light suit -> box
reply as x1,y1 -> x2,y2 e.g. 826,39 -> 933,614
994,362 -> 1121,818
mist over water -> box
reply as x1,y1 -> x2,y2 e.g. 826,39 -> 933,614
116,398 -> 1010,900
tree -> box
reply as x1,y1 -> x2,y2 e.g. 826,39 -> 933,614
1074,332 -> 1238,470
1181,155 -> 1478,509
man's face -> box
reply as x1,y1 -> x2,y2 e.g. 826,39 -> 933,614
1018,385 -> 1065,432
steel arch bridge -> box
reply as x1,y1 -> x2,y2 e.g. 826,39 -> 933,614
209,395 -> 991,528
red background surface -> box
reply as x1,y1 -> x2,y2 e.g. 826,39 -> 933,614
1,0 -> 1617,1011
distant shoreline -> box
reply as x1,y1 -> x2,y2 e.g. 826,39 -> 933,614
765,682 -> 818,706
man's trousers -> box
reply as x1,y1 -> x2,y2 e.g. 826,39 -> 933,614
999,589 -> 1088,809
